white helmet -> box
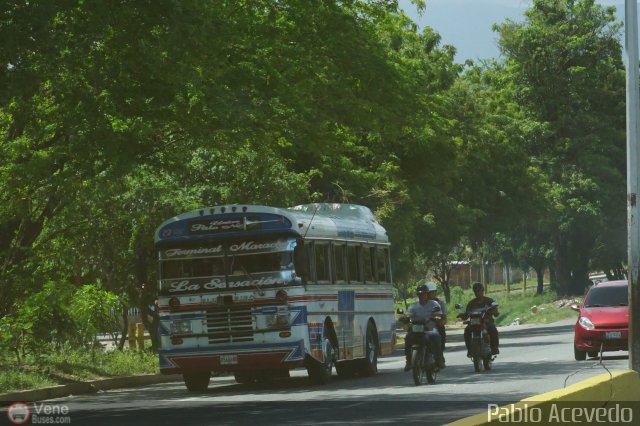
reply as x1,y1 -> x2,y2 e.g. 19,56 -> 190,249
426,282 -> 438,292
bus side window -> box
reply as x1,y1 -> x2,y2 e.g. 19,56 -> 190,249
363,246 -> 375,284
347,245 -> 362,283
315,242 -> 330,282
332,243 -> 347,283
293,241 -> 310,283
377,247 -> 389,283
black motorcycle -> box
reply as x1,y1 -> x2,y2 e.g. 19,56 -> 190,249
455,302 -> 499,373
409,307 -> 441,385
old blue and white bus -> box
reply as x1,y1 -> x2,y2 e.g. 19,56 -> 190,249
154,203 -> 395,391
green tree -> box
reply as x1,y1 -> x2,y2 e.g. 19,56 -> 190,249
495,0 -> 627,295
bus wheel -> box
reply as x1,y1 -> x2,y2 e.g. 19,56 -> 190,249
358,323 -> 378,377
183,372 -> 210,392
307,339 -> 334,385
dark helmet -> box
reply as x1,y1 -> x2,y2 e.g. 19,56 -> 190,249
416,284 -> 429,294
426,282 -> 438,292
472,282 -> 484,291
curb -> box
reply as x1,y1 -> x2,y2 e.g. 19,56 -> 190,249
444,369 -> 640,425
0,374 -> 182,405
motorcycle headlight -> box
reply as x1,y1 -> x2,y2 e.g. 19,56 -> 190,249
578,317 -> 595,330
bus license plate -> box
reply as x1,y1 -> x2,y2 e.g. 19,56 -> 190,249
605,331 -> 621,340
220,354 -> 238,365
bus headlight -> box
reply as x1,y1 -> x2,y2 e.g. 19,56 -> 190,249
266,313 -> 290,329
170,320 -> 192,335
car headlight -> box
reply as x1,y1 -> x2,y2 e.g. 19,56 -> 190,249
170,320 -> 192,335
578,317 -> 595,330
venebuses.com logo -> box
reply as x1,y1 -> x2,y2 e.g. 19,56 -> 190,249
7,402 -> 30,424
6,402 -> 71,424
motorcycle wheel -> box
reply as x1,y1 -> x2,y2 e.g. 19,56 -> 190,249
472,356 -> 481,373
412,347 -> 425,385
482,356 -> 492,371
426,363 -> 436,384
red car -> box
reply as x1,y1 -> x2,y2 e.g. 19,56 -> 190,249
571,280 -> 629,360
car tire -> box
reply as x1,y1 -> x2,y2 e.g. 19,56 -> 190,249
574,345 -> 586,361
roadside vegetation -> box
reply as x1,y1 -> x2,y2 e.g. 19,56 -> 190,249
0,347 -> 158,395
398,281 -> 581,349
0,0 -> 626,395
0,282 -> 158,394
396,282 -> 581,328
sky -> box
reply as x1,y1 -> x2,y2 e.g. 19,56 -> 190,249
398,0 -> 629,63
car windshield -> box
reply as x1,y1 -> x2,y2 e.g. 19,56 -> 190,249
584,285 -> 628,307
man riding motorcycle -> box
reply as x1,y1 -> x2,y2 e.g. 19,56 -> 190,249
426,283 -> 447,349
459,282 -> 500,357
403,283 -> 446,372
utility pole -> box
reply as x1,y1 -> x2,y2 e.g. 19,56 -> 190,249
625,0 -> 640,373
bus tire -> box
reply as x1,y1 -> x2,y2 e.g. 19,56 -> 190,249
307,339 -> 335,385
358,322 -> 378,377
183,372 -> 210,392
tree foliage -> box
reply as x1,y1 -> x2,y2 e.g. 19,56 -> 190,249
495,0 -> 626,295
0,0 -> 630,354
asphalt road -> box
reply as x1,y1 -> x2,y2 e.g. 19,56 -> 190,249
5,319 -> 630,425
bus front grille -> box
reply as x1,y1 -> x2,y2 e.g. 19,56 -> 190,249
205,306 -> 254,343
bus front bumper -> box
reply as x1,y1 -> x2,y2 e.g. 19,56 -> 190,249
159,339 -> 306,374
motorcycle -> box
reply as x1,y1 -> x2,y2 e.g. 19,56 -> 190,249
455,301 -> 499,373
409,306 -> 442,385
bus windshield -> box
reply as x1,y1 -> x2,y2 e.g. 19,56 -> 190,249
158,238 -> 296,295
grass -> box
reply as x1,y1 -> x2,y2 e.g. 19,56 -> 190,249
489,287 -> 581,326
393,283 -> 581,349
396,283 -> 582,328
0,344 -> 158,394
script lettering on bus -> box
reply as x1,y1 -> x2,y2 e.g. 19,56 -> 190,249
167,277 -> 287,293
229,240 -> 288,253
164,246 -> 223,257
190,220 -> 243,232
168,279 -> 226,293
228,277 -> 286,288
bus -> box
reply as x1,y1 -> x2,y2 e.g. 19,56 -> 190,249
154,203 -> 395,391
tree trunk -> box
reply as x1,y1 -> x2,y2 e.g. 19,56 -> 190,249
505,263 -> 511,293
535,267 -> 544,295
442,281 -> 451,304
549,264 -> 557,290
140,302 -> 160,351
118,307 -> 128,351
554,234 -> 572,296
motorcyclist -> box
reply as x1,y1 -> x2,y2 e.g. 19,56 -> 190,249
403,283 -> 446,372
458,282 -> 500,357
426,283 -> 447,350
